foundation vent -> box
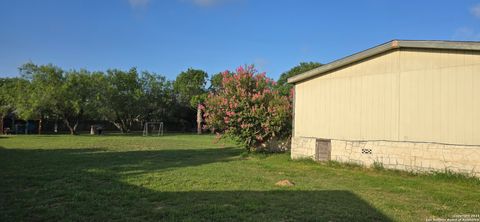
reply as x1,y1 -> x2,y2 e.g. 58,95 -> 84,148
315,139 -> 331,161
361,148 -> 372,154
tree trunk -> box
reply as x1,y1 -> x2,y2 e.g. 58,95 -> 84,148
54,118 -> 58,133
38,118 -> 42,135
0,114 -> 4,135
120,119 -> 127,134
64,119 -> 76,135
197,104 -> 202,135
73,122 -> 78,134
111,121 -> 124,133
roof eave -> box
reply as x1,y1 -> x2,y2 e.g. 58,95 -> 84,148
287,40 -> 480,84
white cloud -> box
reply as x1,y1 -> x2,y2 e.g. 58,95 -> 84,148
128,0 -> 150,8
452,27 -> 480,41
471,3 -> 480,18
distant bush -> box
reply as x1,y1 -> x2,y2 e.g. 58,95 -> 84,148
203,65 -> 292,152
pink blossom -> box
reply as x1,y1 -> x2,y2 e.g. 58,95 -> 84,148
202,64 -> 292,150
236,66 -> 244,73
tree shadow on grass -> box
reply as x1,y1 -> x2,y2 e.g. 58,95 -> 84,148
0,146 -> 241,174
154,190 -> 391,221
0,147 -> 392,222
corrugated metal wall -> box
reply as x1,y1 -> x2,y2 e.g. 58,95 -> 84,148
294,48 -> 480,145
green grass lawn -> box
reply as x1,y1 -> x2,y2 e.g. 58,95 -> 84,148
0,134 -> 478,221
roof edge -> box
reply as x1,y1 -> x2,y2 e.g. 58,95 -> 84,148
288,40 -> 480,84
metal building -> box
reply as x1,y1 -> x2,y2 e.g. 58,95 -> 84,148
288,40 -> 480,176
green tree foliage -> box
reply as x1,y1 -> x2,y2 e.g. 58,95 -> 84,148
0,78 -> 21,134
8,62 -> 303,137
209,71 -> 233,93
174,68 -> 208,134
276,62 -> 322,96
58,70 -> 107,134
12,63 -> 174,134
102,68 -> 144,133
138,71 -> 174,124
17,63 -> 65,134
100,68 -> 174,133
17,63 -> 108,134
174,68 -> 208,107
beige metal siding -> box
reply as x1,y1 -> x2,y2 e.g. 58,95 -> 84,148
294,48 -> 480,145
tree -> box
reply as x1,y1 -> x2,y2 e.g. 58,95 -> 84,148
16,63 -> 177,134
173,68 -> 208,134
57,70 -> 106,135
209,71 -> 233,93
17,62 -> 64,134
17,63 -> 107,135
138,71 -> 174,124
102,68 -> 143,133
203,65 -> 292,151
276,62 -> 322,96
0,78 -> 20,134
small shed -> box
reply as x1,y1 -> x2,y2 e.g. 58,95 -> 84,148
288,40 -> 480,176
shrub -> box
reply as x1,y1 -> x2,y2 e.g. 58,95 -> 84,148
202,65 -> 292,151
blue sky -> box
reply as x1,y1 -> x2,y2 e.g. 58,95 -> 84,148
1,0 -> 480,80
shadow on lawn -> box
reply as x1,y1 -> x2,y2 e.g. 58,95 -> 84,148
0,147 -> 392,222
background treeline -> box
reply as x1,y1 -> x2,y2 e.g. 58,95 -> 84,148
0,62 -> 321,135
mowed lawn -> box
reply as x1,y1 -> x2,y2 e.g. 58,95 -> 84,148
0,135 -> 479,221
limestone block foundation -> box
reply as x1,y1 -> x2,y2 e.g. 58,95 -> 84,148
291,137 -> 480,177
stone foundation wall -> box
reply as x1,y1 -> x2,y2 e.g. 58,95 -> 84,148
291,137 -> 317,159
291,137 -> 480,177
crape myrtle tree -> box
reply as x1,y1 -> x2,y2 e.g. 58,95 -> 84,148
174,68 -> 208,134
276,62 -> 322,96
203,65 -> 292,151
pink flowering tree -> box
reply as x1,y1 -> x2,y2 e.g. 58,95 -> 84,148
202,65 -> 292,151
